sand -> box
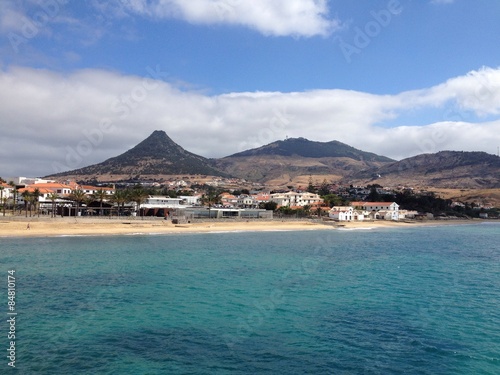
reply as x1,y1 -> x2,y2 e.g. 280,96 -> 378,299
0,216 -> 483,238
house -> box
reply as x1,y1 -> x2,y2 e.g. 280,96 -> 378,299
237,195 -> 258,208
0,183 -> 13,200
252,192 -> 270,204
179,195 -> 201,206
270,192 -> 323,207
329,206 -> 354,221
399,210 -> 418,219
329,206 -> 366,221
143,196 -> 185,208
22,182 -> 74,197
80,185 -> 114,196
140,196 -> 188,217
350,201 -> 400,221
5,177 -> 55,186
220,193 -> 238,207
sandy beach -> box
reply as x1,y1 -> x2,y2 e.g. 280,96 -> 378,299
0,216 -> 484,238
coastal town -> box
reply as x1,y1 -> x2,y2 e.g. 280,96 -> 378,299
0,175 -> 496,223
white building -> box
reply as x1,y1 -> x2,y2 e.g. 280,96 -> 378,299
80,185 -> 114,196
399,210 -> 419,219
329,206 -> 353,221
179,195 -> 201,206
143,196 -> 185,209
0,183 -> 13,200
329,206 -> 366,221
351,202 -> 400,221
270,192 -> 323,207
6,177 -> 55,186
237,195 -> 258,208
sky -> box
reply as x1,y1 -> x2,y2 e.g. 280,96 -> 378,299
1,0 -> 500,178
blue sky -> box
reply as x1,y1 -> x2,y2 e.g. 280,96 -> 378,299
1,0 -> 500,177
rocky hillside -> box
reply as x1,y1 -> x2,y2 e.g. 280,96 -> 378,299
47,130 -> 228,180
352,151 -> 500,188
215,138 -> 394,185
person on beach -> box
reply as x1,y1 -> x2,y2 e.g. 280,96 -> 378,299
26,223 -> 30,230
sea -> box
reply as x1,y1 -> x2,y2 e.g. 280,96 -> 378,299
1,222 -> 499,374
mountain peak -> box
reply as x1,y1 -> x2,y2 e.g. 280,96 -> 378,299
47,130 -> 228,178
126,130 -> 182,158
227,137 -> 393,162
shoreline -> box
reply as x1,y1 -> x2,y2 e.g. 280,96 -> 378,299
0,216 -> 494,238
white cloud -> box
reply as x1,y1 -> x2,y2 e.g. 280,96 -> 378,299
119,0 -> 340,37
0,66 -> 499,177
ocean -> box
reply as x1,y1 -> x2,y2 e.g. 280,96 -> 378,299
2,223 -> 499,374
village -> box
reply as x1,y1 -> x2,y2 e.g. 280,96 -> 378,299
1,175 -> 495,222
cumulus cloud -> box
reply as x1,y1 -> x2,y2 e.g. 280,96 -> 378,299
0,66 -> 499,177
119,0 -> 340,37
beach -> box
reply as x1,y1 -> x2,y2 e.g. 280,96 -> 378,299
0,216 -> 482,237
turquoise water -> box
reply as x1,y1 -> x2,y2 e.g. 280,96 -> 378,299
2,223 -> 499,374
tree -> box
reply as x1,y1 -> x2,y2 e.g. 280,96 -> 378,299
9,182 -> 17,216
322,194 -> 346,208
69,189 -> 86,217
307,176 -> 316,193
0,185 -> 4,216
366,186 -> 381,202
318,179 -> 330,196
1,197 -> 6,217
92,189 -> 108,216
32,188 -> 41,217
129,186 -> 148,218
21,190 -> 30,217
111,189 -> 129,217
259,201 -> 277,211
201,187 -> 221,218
48,193 -> 59,218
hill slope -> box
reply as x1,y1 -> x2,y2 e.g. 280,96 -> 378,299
215,137 -> 394,184
230,137 -> 393,161
352,151 -> 500,188
48,130 -> 228,180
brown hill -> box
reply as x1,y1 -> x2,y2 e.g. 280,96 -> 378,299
352,151 -> 500,189
46,130 -> 229,181
215,137 -> 393,186
45,131 -> 499,192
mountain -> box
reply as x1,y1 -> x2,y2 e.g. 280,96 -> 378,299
229,137 -> 393,161
352,151 -> 500,188
47,130 -> 228,180
215,137 -> 394,185
46,132 -> 499,190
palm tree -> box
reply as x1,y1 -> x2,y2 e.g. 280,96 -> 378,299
201,188 -> 221,218
1,197 -> 6,217
8,182 -> 17,216
69,189 -> 86,217
48,192 -> 59,218
0,185 -> 4,216
129,187 -> 148,219
92,189 -> 108,216
32,188 -> 41,217
111,189 -> 128,217
21,190 -> 31,217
